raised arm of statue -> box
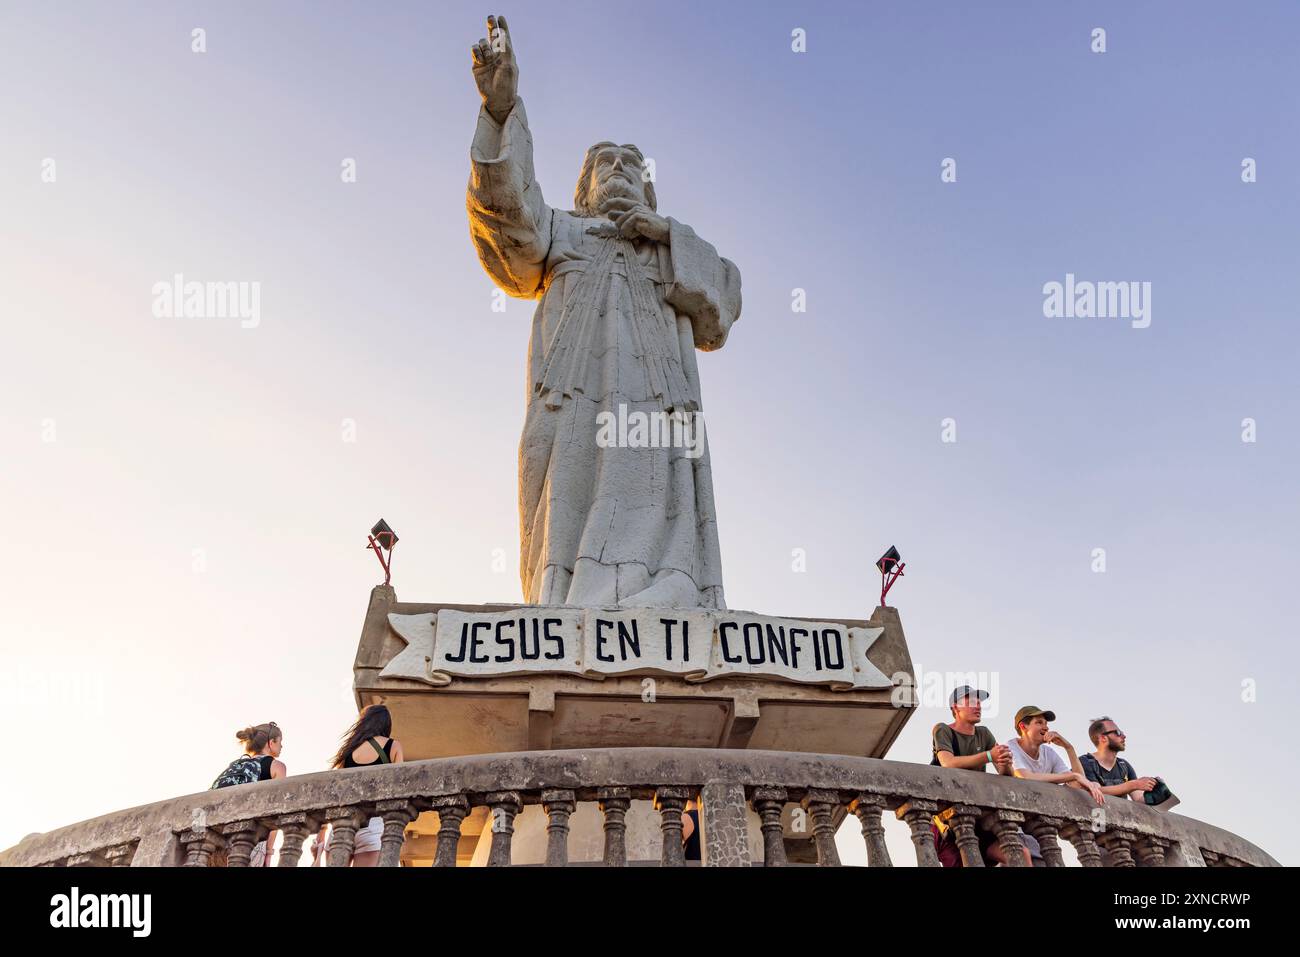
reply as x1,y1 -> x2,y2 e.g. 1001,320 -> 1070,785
663,219 -> 743,351
468,14 -> 552,299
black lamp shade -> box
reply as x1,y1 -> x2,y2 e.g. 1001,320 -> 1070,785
370,519 -> 398,551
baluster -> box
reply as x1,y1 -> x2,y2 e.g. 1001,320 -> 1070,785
103,843 -> 136,867
751,787 -> 788,867
655,787 -> 691,867
324,807 -> 363,868
700,782 -> 752,867
180,829 -> 220,867
272,813 -> 314,868
222,821 -> 262,868
989,810 -> 1028,866
1059,822 -> 1105,867
485,791 -> 522,867
429,794 -> 470,867
946,805 -> 986,867
541,789 -> 576,867
597,787 -> 631,867
1024,815 -> 1066,868
802,789 -> 842,867
898,800 -> 942,867
1177,843 -> 1208,867
851,794 -> 892,867
1135,835 -> 1169,867
375,800 -> 417,868
1096,829 -> 1137,867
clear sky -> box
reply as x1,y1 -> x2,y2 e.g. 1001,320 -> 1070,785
2,1 -> 1296,865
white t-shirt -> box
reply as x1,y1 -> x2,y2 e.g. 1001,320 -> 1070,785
1007,738 -> 1070,776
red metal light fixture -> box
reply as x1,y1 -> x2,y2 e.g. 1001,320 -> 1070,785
877,545 -> 904,606
366,518 -> 399,585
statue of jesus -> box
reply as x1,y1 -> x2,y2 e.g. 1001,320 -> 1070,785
468,15 -> 742,610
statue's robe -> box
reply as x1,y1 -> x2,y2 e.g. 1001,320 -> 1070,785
467,98 -> 742,609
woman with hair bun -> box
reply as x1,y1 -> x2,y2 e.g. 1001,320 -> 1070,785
210,721 -> 286,865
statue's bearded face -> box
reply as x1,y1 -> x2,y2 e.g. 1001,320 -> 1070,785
583,143 -> 648,214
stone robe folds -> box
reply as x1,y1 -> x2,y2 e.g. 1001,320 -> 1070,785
468,98 -> 741,609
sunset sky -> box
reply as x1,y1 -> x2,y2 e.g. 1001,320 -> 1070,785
2,1 -> 1296,865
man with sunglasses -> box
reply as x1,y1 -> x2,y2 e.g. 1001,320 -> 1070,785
1081,717 -> 1160,800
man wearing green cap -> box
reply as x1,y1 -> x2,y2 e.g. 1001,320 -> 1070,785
1007,706 -> 1105,805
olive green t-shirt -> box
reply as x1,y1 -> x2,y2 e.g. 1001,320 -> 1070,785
931,723 -> 997,769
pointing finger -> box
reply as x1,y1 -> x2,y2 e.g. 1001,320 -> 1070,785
488,15 -> 510,52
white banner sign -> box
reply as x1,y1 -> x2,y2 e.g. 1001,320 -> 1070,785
380,608 -> 892,691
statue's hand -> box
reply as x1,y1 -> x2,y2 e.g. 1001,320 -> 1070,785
604,198 -> 670,244
472,14 -> 518,124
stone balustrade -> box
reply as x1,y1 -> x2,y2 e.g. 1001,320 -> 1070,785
0,749 -> 1277,868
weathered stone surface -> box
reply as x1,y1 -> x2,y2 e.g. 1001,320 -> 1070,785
430,794 -> 469,868
541,789 -> 576,867
850,794 -> 893,868
1136,835 -> 1170,868
1097,829 -> 1138,868
485,791 -> 522,867
272,813 -> 315,869
374,800 -> 417,868
323,808 -> 362,869
1060,822 -> 1106,868
0,749 -> 1279,867
654,787 -> 690,868
700,783 -> 751,867
990,809 -> 1029,867
945,805 -> 986,868
1024,815 -> 1066,868
596,787 -> 632,866
898,799 -> 942,867
802,788 -> 842,866
752,786 -> 788,867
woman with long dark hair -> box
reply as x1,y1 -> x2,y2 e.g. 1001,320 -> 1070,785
312,705 -> 404,866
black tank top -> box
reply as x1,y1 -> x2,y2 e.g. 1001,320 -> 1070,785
257,755 -> 274,780
343,739 -> 394,768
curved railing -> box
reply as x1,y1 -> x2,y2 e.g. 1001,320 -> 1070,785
0,749 -> 1277,867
